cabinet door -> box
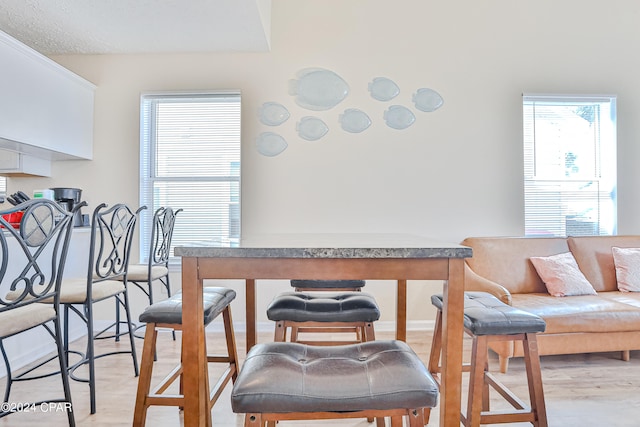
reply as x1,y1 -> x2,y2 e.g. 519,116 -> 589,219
0,31 -> 95,160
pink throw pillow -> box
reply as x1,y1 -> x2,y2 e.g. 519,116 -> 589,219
612,247 -> 640,292
530,252 -> 597,297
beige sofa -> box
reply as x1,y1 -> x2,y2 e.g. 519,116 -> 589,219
462,235 -> 640,372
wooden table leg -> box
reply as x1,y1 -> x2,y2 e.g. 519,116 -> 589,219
245,279 -> 257,352
396,279 -> 407,342
440,259 -> 465,427
181,257 -> 208,427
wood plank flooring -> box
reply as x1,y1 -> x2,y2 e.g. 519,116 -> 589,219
0,328 -> 638,426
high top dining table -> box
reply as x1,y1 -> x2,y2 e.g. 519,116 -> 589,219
175,233 -> 472,427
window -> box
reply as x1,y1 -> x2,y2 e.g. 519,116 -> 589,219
523,94 -> 616,237
139,92 -> 241,264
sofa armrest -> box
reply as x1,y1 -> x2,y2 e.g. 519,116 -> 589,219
464,263 -> 512,305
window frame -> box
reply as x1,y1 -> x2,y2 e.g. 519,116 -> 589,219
523,93 -> 617,237
139,91 -> 241,266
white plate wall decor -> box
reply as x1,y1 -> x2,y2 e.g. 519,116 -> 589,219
289,68 -> 350,111
383,105 -> 416,130
259,102 -> 290,126
368,77 -> 400,102
339,108 -> 371,133
256,132 -> 288,157
297,117 -> 329,141
413,88 -> 444,112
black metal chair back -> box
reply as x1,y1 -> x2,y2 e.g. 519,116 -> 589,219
0,199 -> 78,426
63,202 -> 145,414
89,203 -> 143,287
149,207 -> 182,268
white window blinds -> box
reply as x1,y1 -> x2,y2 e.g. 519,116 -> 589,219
523,94 -> 616,237
139,92 -> 241,264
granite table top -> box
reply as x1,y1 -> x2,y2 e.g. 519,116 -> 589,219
174,233 -> 472,259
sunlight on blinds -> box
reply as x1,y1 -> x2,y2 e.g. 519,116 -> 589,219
139,92 -> 241,264
523,94 -> 616,237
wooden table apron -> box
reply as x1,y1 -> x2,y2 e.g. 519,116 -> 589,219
180,256 -> 466,427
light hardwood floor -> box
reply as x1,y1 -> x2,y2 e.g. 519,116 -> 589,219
0,328 -> 638,426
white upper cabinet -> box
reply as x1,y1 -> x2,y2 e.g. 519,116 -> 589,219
0,30 -> 95,163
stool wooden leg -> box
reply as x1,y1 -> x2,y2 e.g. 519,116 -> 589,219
409,408 -> 425,427
423,407 -> 432,424
244,413 -> 263,427
274,321 -> 286,342
428,309 -> 442,379
390,415 -> 403,427
363,322 -> 376,342
466,335 -> 489,427
133,323 -> 158,427
223,306 -> 239,382
198,329 -> 212,427
482,358 -> 490,412
523,333 -> 548,427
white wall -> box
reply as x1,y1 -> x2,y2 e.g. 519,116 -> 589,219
8,0 -> 640,326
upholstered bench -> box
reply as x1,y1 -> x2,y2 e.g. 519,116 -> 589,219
429,292 -> 548,427
231,340 -> 438,427
266,290 -> 380,344
133,287 -> 238,426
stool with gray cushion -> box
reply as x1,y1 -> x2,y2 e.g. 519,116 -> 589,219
267,280 -> 380,345
231,340 -> 438,427
429,292 -> 547,427
133,287 -> 238,427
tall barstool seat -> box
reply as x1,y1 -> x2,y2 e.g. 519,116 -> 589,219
231,340 -> 438,427
429,291 -> 548,427
266,280 -> 380,345
132,287 -> 238,426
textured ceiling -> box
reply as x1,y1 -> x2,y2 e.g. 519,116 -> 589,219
0,0 -> 271,54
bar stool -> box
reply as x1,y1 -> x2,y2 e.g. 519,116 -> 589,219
231,340 -> 438,427
429,292 -> 548,427
266,280 -> 380,345
132,287 -> 238,426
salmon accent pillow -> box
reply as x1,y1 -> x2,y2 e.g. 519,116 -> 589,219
530,252 -> 597,297
612,247 -> 640,292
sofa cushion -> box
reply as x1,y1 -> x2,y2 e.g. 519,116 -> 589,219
530,252 -> 597,297
511,293 -> 640,334
598,291 -> 640,310
611,247 -> 640,292
568,236 -> 640,292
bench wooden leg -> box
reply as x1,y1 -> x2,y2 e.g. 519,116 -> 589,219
523,333 -> 547,427
466,335 -> 489,427
133,323 -> 158,427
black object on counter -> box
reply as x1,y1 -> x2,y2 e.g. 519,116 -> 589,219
51,187 -> 84,227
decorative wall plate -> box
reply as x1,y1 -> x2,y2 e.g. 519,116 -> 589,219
297,117 -> 329,141
289,68 -> 349,111
256,132 -> 288,157
259,102 -> 290,126
339,109 -> 371,133
383,105 -> 415,130
413,88 -> 444,112
368,77 -> 400,102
